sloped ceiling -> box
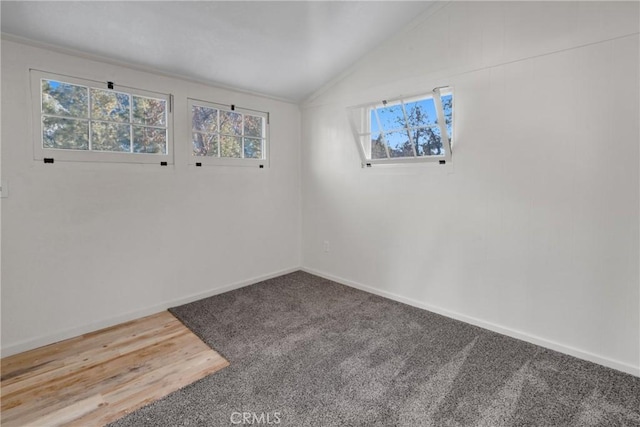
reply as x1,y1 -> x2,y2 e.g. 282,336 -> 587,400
1,1 -> 435,102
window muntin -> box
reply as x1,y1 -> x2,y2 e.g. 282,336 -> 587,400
349,88 -> 453,166
189,98 -> 268,166
32,70 -> 172,164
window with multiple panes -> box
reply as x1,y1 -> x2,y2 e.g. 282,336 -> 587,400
188,98 -> 268,167
348,87 -> 453,166
31,70 -> 172,164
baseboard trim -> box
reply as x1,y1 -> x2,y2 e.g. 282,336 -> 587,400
1,266 -> 300,358
302,267 -> 640,378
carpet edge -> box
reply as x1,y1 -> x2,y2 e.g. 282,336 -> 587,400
300,267 -> 640,378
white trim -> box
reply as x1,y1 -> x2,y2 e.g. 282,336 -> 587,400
348,88 -> 454,167
30,69 -> 174,164
0,266 -> 300,358
432,87 -> 452,162
301,267 -> 640,378
187,98 -> 269,168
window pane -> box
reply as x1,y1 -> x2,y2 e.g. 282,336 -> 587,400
192,105 -> 217,133
220,135 -> 242,158
441,93 -> 453,138
91,122 -> 131,152
42,80 -> 88,118
133,126 -> 167,154
404,98 -> 437,127
415,127 -> 444,157
192,132 -> 218,157
385,131 -> 414,158
370,109 -> 380,135
353,92 -> 453,162
244,137 -> 262,159
219,110 -> 242,136
244,115 -> 264,138
43,117 -> 89,150
369,134 -> 388,159
441,94 -> 452,116
91,89 -> 130,122
375,104 -> 404,132
133,96 -> 166,127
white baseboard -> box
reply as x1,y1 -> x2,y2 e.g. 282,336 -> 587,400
1,266 -> 300,358
302,267 -> 640,378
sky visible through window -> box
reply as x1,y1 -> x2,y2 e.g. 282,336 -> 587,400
369,94 -> 452,159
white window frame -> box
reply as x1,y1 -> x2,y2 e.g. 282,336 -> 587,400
30,69 -> 174,164
187,98 -> 269,168
348,87 -> 453,167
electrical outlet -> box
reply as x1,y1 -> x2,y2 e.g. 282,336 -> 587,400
323,241 -> 330,253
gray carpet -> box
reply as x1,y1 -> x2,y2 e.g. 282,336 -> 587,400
110,271 -> 640,426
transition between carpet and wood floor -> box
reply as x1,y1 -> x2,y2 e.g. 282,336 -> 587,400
0,311 -> 229,427
112,271 -> 640,427
3,272 -> 639,427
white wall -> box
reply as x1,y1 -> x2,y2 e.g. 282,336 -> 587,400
301,1 -> 640,375
2,2 -> 639,377
1,40 -> 301,356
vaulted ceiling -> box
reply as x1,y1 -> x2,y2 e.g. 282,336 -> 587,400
1,1 -> 435,102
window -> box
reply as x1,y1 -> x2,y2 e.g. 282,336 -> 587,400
31,70 -> 172,164
348,87 -> 453,166
188,98 -> 269,167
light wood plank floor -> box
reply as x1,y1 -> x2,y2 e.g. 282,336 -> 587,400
1,311 -> 229,427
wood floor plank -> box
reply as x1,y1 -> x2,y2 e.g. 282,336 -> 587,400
70,350 -> 229,427
1,313 -> 176,378
2,331 -> 195,420
0,311 -> 228,427
1,321 -> 187,393
16,395 -> 107,427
